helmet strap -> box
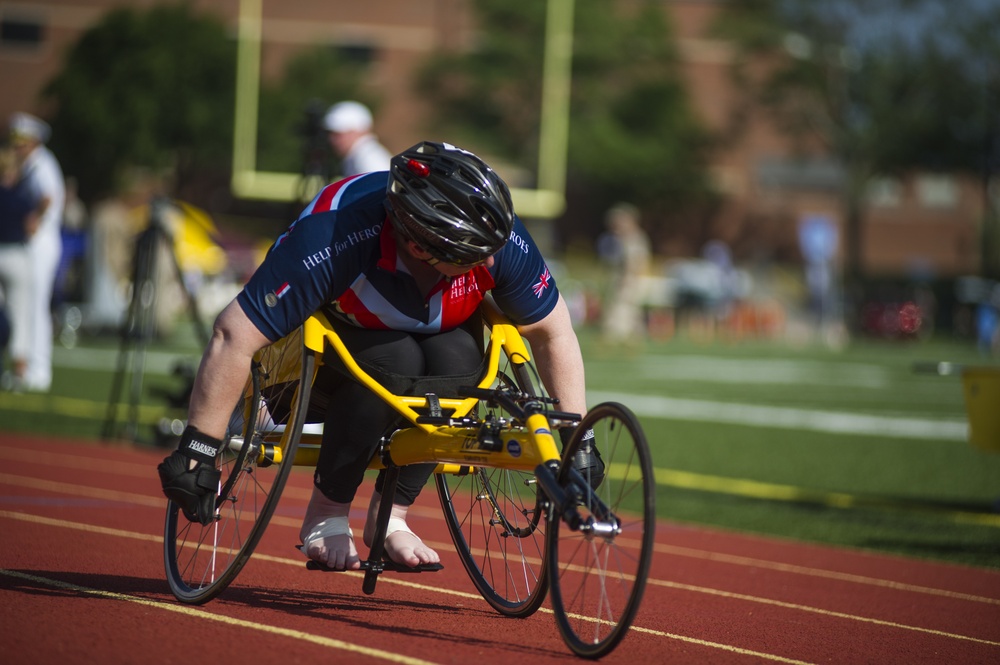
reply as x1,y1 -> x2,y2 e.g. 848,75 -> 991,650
402,239 -> 441,266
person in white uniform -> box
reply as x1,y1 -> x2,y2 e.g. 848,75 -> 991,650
0,146 -> 38,390
10,112 -> 65,392
323,101 -> 392,176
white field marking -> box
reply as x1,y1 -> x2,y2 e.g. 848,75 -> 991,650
588,390 -> 968,441
637,355 -> 892,388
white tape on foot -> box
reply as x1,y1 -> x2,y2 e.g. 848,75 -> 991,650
384,516 -> 414,538
302,515 -> 353,548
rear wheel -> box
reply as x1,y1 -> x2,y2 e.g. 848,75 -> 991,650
164,334 -> 314,604
546,402 -> 655,658
435,361 -> 548,617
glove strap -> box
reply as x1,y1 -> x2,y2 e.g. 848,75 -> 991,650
177,425 -> 224,466
559,425 -> 596,449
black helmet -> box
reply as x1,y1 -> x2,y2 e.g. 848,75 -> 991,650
386,141 -> 514,265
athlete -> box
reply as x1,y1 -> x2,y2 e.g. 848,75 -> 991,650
157,141 -> 603,571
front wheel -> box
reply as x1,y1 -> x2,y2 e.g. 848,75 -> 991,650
436,363 -> 548,618
163,336 -> 314,604
546,402 -> 655,659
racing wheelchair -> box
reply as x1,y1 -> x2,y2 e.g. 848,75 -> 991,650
162,305 -> 655,658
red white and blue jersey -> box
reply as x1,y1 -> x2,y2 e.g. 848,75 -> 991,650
237,172 -> 560,342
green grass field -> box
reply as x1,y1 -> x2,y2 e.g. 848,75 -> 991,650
579,329 -> 1000,570
2,321 -> 998,569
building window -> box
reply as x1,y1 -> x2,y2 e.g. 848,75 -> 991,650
866,177 -> 902,207
755,157 -> 845,192
916,175 -> 957,208
0,11 -> 45,50
336,44 -> 376,68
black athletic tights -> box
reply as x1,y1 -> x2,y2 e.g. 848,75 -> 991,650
313,318 -> 483,506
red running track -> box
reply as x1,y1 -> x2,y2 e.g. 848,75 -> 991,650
1,434 -> 998,664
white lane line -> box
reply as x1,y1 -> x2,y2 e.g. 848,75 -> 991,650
589,391 -> 968,441
638,356 -> 891,388
0,568 -> 442,665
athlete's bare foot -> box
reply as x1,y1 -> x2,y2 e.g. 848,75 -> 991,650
299,486 -> 360,570
363,491 -> 440,568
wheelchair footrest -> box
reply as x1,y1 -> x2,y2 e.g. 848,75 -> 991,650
366,558 -> 444,573
302,552 -> 443,574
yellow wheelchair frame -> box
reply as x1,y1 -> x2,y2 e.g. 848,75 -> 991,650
163,306 -> 655,659
255,308 -> 564,474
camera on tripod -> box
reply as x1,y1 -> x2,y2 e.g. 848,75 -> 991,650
300,101 -> 328,161
296,100 -> 334,203
102,197 -> 210,446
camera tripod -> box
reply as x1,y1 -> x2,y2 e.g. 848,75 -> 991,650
101,197 -> 210,444
295,99 -> 333,205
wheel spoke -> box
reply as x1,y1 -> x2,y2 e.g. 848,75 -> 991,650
547,402 -> 654,658
164,334 -> 312,604
436,364 -> 549,617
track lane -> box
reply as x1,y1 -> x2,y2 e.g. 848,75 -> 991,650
2,434 -> 999,664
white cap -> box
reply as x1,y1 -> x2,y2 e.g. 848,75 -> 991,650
323,101 -> 373,133
9,112 -> 50,143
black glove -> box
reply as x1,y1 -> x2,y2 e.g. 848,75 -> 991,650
157,425 -> 223,525
560,426 -> 605,490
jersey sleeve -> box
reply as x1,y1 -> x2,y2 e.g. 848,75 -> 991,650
488,216 -> 560,325
237,175 -> 388,341
236,211 -> 351,342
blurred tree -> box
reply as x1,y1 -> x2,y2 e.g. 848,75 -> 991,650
256,46 -> 371,177
42,6 -> 371,210
570,1 -> 713,212
42,5 -> 236,204
714,0 -> 1000,280
416,0 -> 713,246
417,2 -> 547,165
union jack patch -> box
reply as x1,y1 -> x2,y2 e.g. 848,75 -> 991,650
532,267 -> 551,298
265,282 -> 291,308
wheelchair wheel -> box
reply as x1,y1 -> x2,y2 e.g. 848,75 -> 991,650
164,337 -> 314,604
546,402 -> 655,659
435,362 -> 548,618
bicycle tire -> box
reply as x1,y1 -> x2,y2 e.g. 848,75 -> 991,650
546,402 -> 655,659
163,337 -> 314,604
435,362 -> 549,618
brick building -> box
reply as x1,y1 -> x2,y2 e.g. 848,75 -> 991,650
0,0 -> 987,280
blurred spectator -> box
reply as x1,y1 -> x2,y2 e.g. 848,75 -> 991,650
599,202 -> 651,348
672,242 -> 741,313
701,239 -> 741,320
54,176 -> 89,308
0,146 -> 38,390
975,284 -> 1000,356
84,169 -> 163,332
323,101 -> 391,176
798,215 -> 842,344
10,113 -> 65,392
670,239 -> 751,340
62,177 -> 87,231
0,308 -> 9,359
